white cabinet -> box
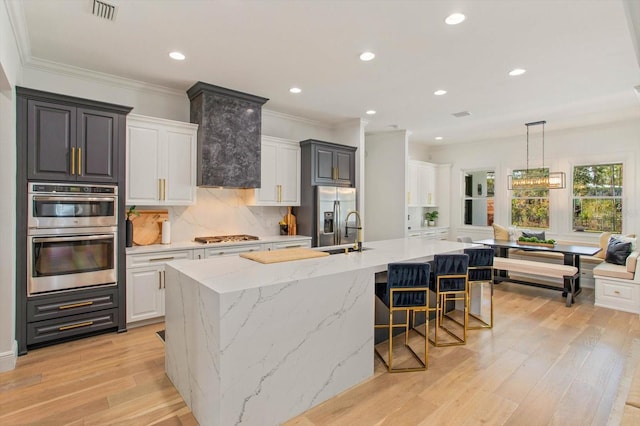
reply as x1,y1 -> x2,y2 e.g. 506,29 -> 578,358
126,249 -> 193,324
247,136 -> 301,206
126,114 -> 198,206
407,160 -> 436,207
265,239 -> 312,250
407,227 -> 449,240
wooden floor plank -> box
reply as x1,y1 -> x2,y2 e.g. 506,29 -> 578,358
0,284 -> 638,426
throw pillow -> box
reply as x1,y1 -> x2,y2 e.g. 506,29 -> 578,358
605,237 -> 632,265
493,224 -> 509,240
522,230 -> 546,241
594,232 -> 612,259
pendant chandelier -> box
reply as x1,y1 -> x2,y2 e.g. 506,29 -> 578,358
507,120 -> 566,190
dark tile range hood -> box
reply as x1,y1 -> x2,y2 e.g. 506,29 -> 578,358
187,82 -> 269,188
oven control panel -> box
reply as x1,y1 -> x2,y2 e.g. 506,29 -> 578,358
30,183 -> 117,194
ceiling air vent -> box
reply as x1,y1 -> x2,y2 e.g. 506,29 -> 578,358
92,0 -> 118,21
452,111 -> 472,118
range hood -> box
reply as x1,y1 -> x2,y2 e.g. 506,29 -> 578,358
187,82 -> 269,188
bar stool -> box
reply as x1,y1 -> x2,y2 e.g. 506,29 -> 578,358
464,248 -> 495,329
374,262 -> 430,372
430,254 -> 469,347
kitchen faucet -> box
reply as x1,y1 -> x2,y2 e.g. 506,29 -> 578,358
344,210 -> 363,252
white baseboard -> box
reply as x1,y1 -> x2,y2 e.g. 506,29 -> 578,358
0,340 -> 17,372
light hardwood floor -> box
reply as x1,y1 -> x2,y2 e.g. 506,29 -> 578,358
1,283 -> 639,425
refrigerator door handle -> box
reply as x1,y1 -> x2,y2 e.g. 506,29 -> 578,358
335,200 -> 341,245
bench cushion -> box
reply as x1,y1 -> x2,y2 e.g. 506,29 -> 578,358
593,261 -> 634,280
494,257 -> 578,279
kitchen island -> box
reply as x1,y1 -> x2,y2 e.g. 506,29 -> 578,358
164,237 -> 473,426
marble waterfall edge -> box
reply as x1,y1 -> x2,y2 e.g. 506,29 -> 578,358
165,265 -> 374,426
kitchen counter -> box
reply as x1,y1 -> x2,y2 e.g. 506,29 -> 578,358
125,234 -> 311,255
164,237 -> 474,425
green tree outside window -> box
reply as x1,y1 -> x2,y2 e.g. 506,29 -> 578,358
573,163 -> 622,232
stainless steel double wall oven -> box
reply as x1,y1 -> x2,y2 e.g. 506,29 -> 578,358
27,182 -> 118,296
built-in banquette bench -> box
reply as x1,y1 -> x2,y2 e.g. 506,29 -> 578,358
593,250 -> 640,314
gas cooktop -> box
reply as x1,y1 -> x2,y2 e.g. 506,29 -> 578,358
194,235 -> 260,244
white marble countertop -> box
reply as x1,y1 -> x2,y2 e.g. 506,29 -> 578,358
168,237 -> 475,294
125,234 -> 312,255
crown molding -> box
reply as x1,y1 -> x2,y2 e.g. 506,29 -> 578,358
262,109 -> 332,128
24,57 -> 185,97
5,0 -> 31,65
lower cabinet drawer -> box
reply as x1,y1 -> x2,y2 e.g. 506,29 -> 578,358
27,308 -> 119,345
27,287 -> 118,322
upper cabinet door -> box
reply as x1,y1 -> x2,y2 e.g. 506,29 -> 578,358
27,100 -> 77,182
334,149 -> 354,186
314,146 -> 335,184
126,124 -> 161,204
77,108 -> 119,183
278,142 -> 301,205
165,128 -> 197,204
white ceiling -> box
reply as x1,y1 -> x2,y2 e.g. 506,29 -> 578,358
15,0 -> 640,145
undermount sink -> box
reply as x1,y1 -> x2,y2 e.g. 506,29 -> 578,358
320,247 -> 372,255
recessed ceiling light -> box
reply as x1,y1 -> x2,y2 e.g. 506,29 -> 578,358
434,89 -> 447,96
366,110 -> 376,115
289,87 -> 302,94
445,13 -> 466,25
435,136 -> 443,140
360,51 -> 376,61
509,68 -> 526,76
169,51 -> 185,61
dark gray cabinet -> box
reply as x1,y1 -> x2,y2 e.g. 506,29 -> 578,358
25,94 -> 122,183
16,87 -> 131,354
301,139 -> 356,187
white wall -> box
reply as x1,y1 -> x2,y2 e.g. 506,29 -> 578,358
429,117 -> 640,243
364,130 -> 408,241
0,0 -> 22,372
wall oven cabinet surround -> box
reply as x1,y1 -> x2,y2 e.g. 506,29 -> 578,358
247,136 -> 301,206
187,82 -> 269,188
301,140 -> 356,187
126,114 -> 198,206
18,88 -> 131,184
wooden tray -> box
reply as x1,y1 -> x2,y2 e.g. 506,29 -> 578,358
240,248 -> 329,264
516,240 -> 555,248
131,210 -> 168,245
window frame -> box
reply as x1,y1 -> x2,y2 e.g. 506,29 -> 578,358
571,162 -> 623,234
461,168 -> 495,228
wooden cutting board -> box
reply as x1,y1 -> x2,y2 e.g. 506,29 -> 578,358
240,247 -> 329,264
131,210 -> 168,245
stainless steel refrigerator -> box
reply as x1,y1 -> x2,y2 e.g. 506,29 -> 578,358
296,186 -> 357,247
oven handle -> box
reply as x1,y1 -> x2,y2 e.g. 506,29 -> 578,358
32,234 -> 115,243
32,196 -> 116,203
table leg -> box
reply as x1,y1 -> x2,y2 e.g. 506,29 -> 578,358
562,254 -> 582,298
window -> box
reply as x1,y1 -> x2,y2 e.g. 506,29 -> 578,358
463,170 -> 494,226
511,168 -> 549,228
572,163 -> 622,233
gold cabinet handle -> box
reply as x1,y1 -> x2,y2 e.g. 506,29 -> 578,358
77,147 -> 82,175
407,192 -> 411,204
159,271 -> 162,290
614,290 -> 621,295
149,256 -> 175,262
59,321 -> 94,331
71,147 -> 76,175
332,167 -> 337,180
277,184 -> 282,202
59,301 -> 93,310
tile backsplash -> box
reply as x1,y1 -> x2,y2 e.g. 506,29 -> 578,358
135,188 -> 291,242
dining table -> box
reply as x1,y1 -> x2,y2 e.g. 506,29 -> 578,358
473,238 -> 601,296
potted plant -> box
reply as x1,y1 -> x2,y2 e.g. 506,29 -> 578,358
425,210 -> 438,227
125,205 -> 139,247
